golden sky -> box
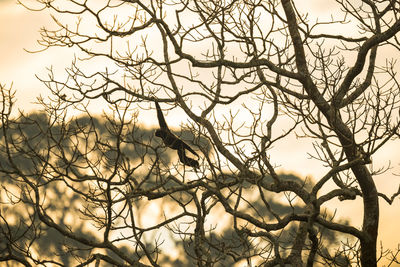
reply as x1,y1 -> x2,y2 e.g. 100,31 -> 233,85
0,0 -> 75,112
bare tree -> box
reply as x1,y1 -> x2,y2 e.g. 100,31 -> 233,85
2,0 -> 400,266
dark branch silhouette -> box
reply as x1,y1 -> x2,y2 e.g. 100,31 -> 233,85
4,0 -> 400,265
154,101 -> 199,169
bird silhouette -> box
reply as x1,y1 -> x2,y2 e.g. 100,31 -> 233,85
154,101 -> 199,169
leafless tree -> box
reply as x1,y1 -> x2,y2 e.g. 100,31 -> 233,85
2,0 -> 400,266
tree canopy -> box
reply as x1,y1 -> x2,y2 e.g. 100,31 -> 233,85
2,0 -> 400,266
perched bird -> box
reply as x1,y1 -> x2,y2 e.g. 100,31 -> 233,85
154,101 -> 200,169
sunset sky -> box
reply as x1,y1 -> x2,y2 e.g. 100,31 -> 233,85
1,0 -> 58,111
1,0 -> 400,263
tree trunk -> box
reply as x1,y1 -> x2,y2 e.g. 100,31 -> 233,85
351,164 -> 379,266
333,116 -> 379,266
